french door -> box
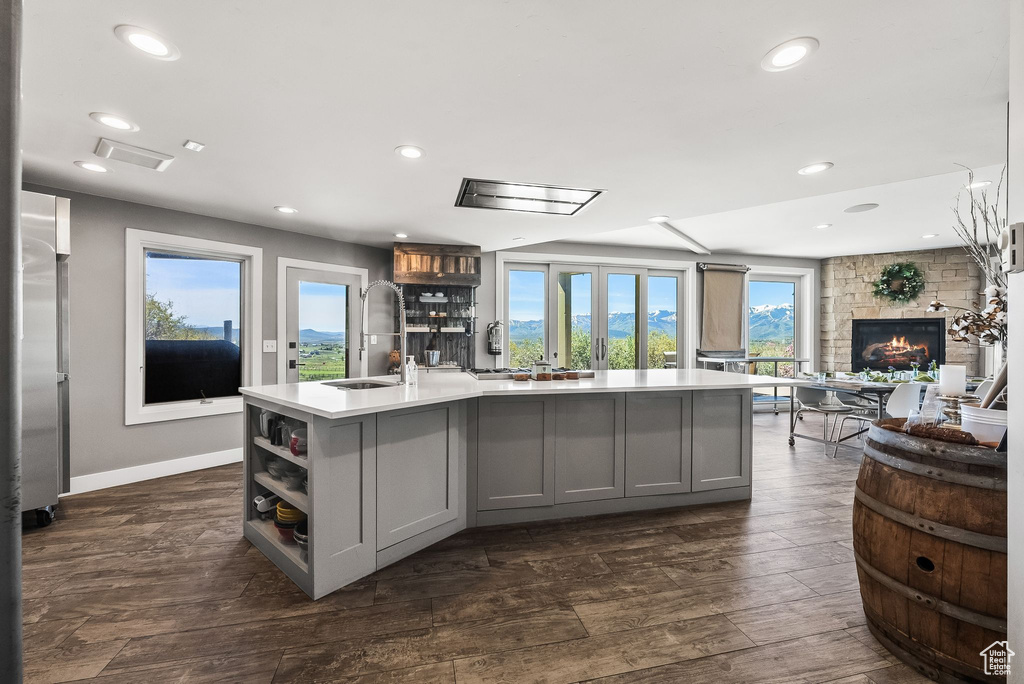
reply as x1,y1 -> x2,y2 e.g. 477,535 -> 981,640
284,267 -> 362,383
547,265 -> 683,370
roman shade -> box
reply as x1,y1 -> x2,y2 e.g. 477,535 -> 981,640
699,263 -> 748,355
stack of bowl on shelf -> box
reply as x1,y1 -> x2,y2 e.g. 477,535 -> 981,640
264,455 -> 307,492
274,501 -> 306,543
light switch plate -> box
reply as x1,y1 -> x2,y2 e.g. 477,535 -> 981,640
370,335 -> 378,344
1001,222 -> 1022,273
262,340 -> 277,353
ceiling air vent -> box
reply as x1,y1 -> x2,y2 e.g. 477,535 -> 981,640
455,178 -> 602,216
94,138 -> 175,171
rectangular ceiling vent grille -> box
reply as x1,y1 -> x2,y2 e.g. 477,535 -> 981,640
94,138 -> 175,171
455,178 -> 602,216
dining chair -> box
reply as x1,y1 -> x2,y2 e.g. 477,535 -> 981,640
795,386 -> 854,456
832,382 -> 921,457
974,378 -> 994,400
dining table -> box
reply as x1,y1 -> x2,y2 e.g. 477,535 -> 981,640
787,375 -> 982,451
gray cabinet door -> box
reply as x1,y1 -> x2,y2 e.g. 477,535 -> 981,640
376,402 -> 460,550
624,391 -> 693,496
555,393 -> 625,503
692,388 -> 751,491
477,396 -> 555,510
308,414 -> 377,593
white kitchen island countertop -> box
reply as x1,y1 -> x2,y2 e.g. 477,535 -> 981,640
241,368 -> 806,420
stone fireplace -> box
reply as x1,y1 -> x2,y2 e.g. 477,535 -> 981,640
850,318 -> 945,371
820,247 -> 982,375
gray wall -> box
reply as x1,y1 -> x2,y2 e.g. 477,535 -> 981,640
1007,0 -> 1023,675
475,240 -> 821,369
25,184 -> 393,480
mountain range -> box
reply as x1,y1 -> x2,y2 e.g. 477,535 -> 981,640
194,327 -> 346,344
299,329 -> 345,344
509,304 -> 793,341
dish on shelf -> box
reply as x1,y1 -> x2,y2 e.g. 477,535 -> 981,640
273,519 -> 297,542
289,428 -> 307,456
276,501 -> 306,524
281,469 -> 305,489
265,457 -> 287,479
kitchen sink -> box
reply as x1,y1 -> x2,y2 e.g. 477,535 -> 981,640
324,380 -> 400,391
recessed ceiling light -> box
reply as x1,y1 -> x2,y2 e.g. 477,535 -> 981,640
274,206 -> 298,214
648,215 -> 670,223
967,180 -> 991,189
89,112 -> 139,132
182,140 -> 205,152
922,233 -> 939,239
394,233 -> 408,239
74,161 -> 110,173
395,145 -> 424,159
761,37 -> 819,72
797,161 -> 833,175
813,224 -> 832,230
844,203 -> 879,213
512,237 -> 526,241
114,25 -> 181,61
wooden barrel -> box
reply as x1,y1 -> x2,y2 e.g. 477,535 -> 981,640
854,419 -> 1007,683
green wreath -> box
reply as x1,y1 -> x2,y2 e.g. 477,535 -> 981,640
872,262 -> 926,303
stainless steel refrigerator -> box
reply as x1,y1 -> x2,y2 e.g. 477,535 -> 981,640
21,190 -> 70,525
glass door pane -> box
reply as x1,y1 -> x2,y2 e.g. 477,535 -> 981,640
296,281 -> 349,382
647,275 -> 678,369
748,279 -> 797,405
285,267 -> 362,383
552,267 -> 596,370
508,269 -> 546,368
602,271 -> 642,370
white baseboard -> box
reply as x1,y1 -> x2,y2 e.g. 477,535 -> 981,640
65,447 -> 242,496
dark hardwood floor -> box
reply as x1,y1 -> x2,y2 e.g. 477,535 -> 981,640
20,412 -> 930,683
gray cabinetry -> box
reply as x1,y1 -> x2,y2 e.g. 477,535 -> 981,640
554,393 -> 625,503
624,391 -> 693,496
309,415 -> 378,592
477,396 -> 555,510
376,402 -> 460,550
691,388 -> 751,491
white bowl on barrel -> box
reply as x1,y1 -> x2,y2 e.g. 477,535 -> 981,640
961,404 -> 1007,445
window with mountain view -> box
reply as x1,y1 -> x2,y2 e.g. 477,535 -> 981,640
748,279 -> 795,378
144,250 -> 243,404
509,269 -> 546,368
648,276 -> 678,368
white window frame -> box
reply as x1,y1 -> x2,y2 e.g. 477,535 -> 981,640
502,262 -> 549,368
746,267 -> 814,369
497,251 -> 696,368
125,228 -> 263,425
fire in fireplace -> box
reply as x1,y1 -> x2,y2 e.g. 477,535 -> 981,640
850,318 -> 945,371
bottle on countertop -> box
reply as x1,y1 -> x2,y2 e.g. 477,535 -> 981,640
406,355 -> 418,385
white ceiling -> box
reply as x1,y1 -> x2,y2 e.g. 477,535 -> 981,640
21,1 -> 1010,257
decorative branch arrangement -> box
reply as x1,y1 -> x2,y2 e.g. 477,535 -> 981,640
927,166 -> 1008,348
952,166 -> 1007,290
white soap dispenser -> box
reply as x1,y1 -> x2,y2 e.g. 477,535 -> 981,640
405,355 -> 418,385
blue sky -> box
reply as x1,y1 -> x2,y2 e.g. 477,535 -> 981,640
146,254 -> 240,328
749,280 -> 795,308
508,270 -> 679,321
298,281 -> 348,332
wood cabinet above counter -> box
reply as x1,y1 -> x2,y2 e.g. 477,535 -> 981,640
393,242 -> 481,286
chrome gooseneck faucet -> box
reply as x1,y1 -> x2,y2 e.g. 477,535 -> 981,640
359,280 -> 408,385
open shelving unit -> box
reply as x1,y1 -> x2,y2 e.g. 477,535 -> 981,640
244,405 -> 311,595
398,283 -> 477,369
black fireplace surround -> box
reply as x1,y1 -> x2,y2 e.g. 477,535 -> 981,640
851,318 -> 945,371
